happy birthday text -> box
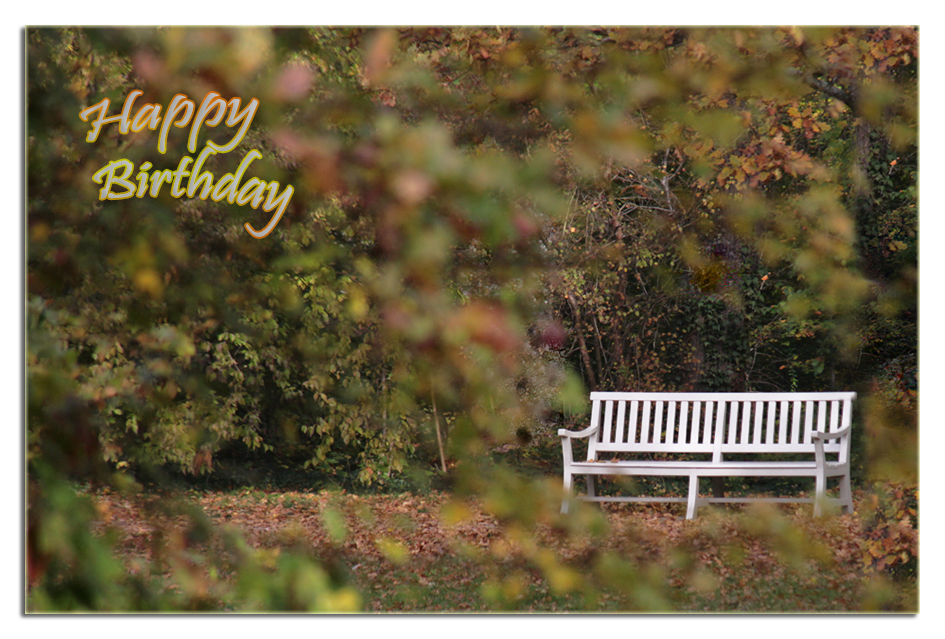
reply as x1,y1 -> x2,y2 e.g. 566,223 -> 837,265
80,90 -> 294,238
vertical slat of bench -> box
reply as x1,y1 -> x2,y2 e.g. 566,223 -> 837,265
702,401 -> 714,445
615,400 -> 627,444
688,401 -> 702,444
679,401 -> 690,445
667,401 -> 677,444
726,401 -> 737,444
739,400 -> 751,444
753,401 -> 764,444
713,401 -> 726,462
602,400 -> 614,444
628,400 -> 639,443
829,400 -> 840,433
803,401 -> 814,444
690,401 -> 701,444
814,400 -> 827,441
800,401 -> 806,439
766,400 -> 776,444
641,400 -> 652,443
791,400 -> 802,444
778,401 -> 789,444
791,401 -> 809,444
587,399 -> 601,461
654,401 -> 665,444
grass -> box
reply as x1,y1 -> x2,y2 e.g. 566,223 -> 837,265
352,555 -> 628,612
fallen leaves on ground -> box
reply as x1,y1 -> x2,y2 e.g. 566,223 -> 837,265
84,487 -> 912,612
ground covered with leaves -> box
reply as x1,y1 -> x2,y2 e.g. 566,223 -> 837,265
85,485 -> 916,613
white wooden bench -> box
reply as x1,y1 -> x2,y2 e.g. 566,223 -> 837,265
559,391 -> 856,519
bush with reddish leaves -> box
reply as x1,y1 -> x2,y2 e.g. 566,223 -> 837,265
859,482 -> 917,580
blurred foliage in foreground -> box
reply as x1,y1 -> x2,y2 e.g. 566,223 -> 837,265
27,26 -> 916,611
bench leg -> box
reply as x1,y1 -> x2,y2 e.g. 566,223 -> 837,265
813,469 -> 826,517
587,475 -> 596,499
686,475 -> 699,520
561,471 -> 573,515
839,473 -> 853,514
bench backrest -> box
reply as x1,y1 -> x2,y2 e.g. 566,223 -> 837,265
587,392 -> 856,463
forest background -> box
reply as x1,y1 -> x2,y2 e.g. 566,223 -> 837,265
16,13 -> 937,623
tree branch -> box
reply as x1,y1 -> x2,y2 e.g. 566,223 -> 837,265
804,74 -> 858,111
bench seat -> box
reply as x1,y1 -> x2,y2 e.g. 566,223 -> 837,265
560,391 -> 856,519
569,460 -> 846,474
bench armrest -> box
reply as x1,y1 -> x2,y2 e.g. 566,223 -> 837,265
559,424 -> 599,466
558,424 -> 599,439
813,424 -> 851,481
812,424 -> 851,441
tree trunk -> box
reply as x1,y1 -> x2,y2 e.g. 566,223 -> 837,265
431,391 -> 447,473
567,294 -> 598,391
711,477 -> 725,498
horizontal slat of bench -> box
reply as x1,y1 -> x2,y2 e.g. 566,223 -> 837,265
594,443 -> 715,453
594,443 -> 841,453
572,461 -> 832,469
568,463 -> 846,478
